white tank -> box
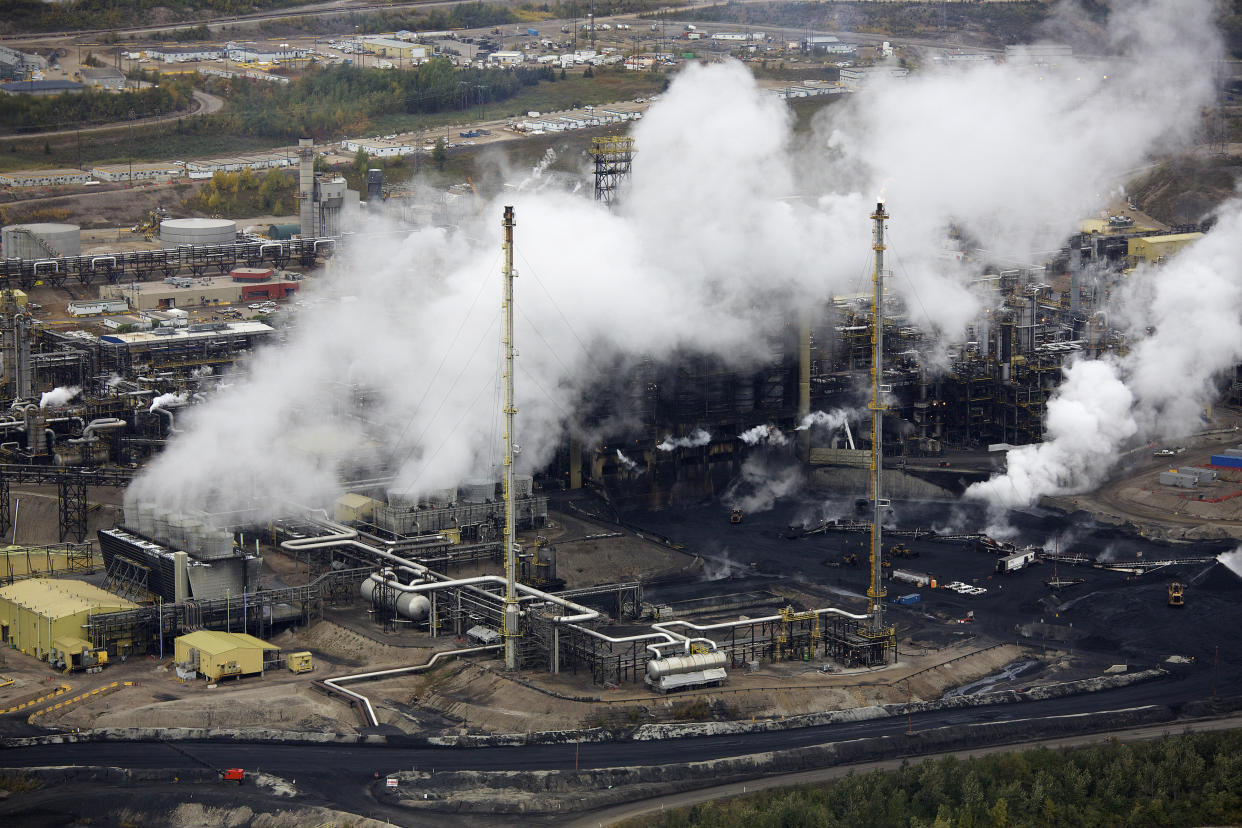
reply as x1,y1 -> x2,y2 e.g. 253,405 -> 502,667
150,510 -> 171,546
423,487 -> 457,508
167,514 -> 192,551
646,651 -> 728,680
512,474 -> 533,498
159,217 -> 237,246
360,577 -> 430,620
463,478 -> 496,503
386,489 -> 418,510
1,223 -> 81,258
197,529 -> 234,560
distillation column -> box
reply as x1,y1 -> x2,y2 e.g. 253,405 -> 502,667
867,201 -> 890,645
501,205 -> 521,670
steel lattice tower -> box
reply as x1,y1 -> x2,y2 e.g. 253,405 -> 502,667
591,136 -> 635,204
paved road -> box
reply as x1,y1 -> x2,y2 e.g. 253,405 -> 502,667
0,668 -> 1227,824
5,90 -> 222,141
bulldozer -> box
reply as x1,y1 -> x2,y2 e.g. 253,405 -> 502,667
1167,581 -> 1185,608
729,509 -> 743,524
889,543 -> 919,559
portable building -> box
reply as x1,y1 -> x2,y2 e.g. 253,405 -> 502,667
174,630 -> 279,682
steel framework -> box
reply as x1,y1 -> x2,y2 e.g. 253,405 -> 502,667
591,136 -> 635,204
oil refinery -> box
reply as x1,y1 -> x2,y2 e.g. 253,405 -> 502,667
1,2 -> 1242,823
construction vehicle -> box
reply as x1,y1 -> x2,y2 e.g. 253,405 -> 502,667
1168,581 -> 1185,608
221,768 -> 245,784
132,207 -> 168,241
730,509 -> 743,524
889,543 -> 919,559
841,552 -> 859,567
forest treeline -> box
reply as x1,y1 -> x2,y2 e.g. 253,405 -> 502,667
638,730 -> 1242,828
185,60 -> 554,139
0,78 -> 195,134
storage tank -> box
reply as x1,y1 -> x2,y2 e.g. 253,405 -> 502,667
512,474 -> 533,498
267,223 -> 300,240
197,529 -> 234,560
645,650 -> 728,680
423,487 -> 457,508
159,217 -> 237,246
386,489 -> 418,510
463,478 -> 496,503
360,576 -> 430,620
167,513 -> 193,551
2,223 -> 81,258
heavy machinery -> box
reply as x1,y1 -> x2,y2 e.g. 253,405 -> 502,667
889,543 -> 919,559
1168,581 -> 1185,608
730,509 -> 743,524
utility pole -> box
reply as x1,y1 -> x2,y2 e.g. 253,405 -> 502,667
867,200 -> 891,654
501,205 -> 520,670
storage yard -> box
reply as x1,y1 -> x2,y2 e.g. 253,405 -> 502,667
0,1 -> 1240,825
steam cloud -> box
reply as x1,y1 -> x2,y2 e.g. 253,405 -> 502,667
149,392 -> 188,413
657,429 -> 712,452
40,386 -> 80,409
125,0 -> 1224,520
615,449 -> 639,470
796,410 -> 851,432
971,199 -> 1242,507
738,424 -> 787,446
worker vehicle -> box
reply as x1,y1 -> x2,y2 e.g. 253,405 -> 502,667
888,543 -> 919,559
221,768 -> 245,784
1168,582 -> 1185,608
729,509 -> 743,524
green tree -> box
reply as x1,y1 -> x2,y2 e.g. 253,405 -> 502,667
353,147 -> 370,176
431,137 -> 447,170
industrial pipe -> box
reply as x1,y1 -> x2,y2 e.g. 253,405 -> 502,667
322,645 -> 502,727
151,407 -> 176,434
82,418 -> 126,440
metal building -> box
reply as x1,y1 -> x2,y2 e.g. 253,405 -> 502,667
174,630 -> 279,681
0,578 -> 137,660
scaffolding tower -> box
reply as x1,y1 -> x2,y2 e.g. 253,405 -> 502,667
591,136 -> 635,204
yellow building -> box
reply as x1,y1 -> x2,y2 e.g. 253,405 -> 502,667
1128,232 -> 1204,268
0,579 -> 137,660
174,630 -> 279,682
333,493 -> 378,523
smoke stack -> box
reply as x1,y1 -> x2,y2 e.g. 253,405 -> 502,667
1070,246 -> 1082,313
367,168 -> 383,203
298,138 -> 314,237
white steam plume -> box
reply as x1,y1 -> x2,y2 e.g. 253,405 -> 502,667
723,456 -> 803,514
125,0 -> 1222,518
738,424 -> 787,446
796,409 -> 851,432
657,429 -> 712,452
40,385 -> 80,409
615,449 -> 638,470
149,392 -> 188,413
971,197 -> 1242,508
1217,548 -> 1242,580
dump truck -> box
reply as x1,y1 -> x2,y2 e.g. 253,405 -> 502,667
730,509 -> 743,524
1168,582 -> 1185,608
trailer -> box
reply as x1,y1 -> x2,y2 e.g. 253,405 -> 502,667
891,593 -> 921,606
997,547 -> 1037,574
891,569 -> 934,588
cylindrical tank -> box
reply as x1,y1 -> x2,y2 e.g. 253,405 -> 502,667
386,489 -> 418,510
463,478 -> 496,503
423,487 -> 457,508
512,474 -> 533,498
645,650 -> 728,680
135,502 -> 157,539
1,223 -> 81,258
159,217 -> 237,246
150,509 -> 171,546
360,577 -> 430,620
167,513 -> 192,552
197,529 -> 234,560
267,223 -> 300,240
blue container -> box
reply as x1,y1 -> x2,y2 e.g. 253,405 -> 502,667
892,593 -> 921,606
1211,455 -> 1242,469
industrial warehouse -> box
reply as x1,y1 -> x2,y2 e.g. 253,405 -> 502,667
0,2 -> 1241,824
